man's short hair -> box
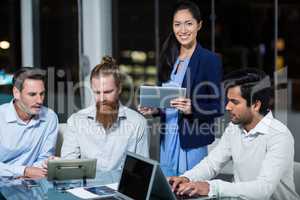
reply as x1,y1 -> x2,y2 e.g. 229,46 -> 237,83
13,67 -> 46,91
224,68 -> 271,115
90,56 -> 122,89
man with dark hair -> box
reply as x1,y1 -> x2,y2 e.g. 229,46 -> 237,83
0,67 -> 58,178
61,56 -> 149,171
169,69 -> 299,200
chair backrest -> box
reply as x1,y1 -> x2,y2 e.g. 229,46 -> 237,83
55,123 -> 67,156
294,161 -> 300,196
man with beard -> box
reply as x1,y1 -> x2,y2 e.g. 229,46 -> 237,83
0,67 -> 58,178
61,56 -> 149,171
168,69 -> 299,200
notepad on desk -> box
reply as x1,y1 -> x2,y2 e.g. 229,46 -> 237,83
67,183 -> 119,199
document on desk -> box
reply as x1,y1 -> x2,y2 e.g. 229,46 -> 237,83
67,182 -> 118,199
139,85 -> 186,108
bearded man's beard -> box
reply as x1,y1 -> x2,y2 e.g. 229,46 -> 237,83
96,100 -> 119,130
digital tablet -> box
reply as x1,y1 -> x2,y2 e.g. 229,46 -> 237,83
139,86 -> 186,108
47,159 -> 97,181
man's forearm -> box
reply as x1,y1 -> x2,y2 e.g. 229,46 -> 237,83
182,157 -> 216,181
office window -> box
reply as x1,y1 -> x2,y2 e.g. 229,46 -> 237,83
0,0 -> 21,104
39,0 -> 81,122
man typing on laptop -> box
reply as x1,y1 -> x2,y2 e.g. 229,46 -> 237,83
168,69 -> 299,200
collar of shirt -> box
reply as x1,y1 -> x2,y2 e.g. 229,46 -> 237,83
86,102 -> 127,121
4,100 -> 47,124
241,111 -> 273,138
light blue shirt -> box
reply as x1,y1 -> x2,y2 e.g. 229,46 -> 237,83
0,101 -> 58,177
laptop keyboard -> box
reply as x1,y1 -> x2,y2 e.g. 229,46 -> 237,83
176,194 -> 211,200
176,194 -> 191,200
97,196 -> 127,200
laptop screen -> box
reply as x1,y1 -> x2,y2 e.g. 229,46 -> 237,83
118,154 -> 154,200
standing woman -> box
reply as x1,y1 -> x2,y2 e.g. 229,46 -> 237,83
139,0 -> 222,175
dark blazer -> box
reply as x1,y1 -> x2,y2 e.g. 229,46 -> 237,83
160,43 -> 223,149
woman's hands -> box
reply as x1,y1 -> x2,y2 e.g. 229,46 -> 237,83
138,97 -> 192,115
137,106 -> 159,116
170,97 -> 192,115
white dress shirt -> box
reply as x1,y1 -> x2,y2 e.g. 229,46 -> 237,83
61,104 -> 149,171
183,112 -> 300,200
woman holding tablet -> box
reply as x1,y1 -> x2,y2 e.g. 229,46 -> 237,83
139,0 -> 222,175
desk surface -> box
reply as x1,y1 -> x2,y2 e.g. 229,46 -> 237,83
0,170 -> 120,200
0,170 -> 242,200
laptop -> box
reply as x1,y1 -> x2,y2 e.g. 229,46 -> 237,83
82,152 -> 214,200
87,152 -> 157,200
150,164 -> 216,200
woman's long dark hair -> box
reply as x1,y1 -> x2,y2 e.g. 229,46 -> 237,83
158,0 -> 202,83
